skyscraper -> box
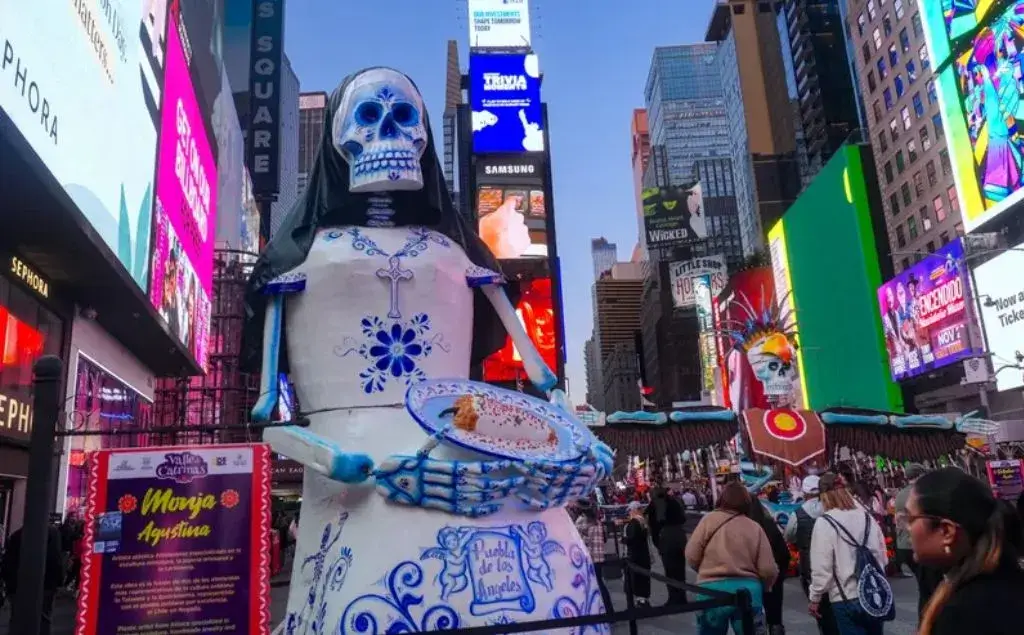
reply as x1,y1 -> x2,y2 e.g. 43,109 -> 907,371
706,0 -> 803,256
269,56 -> 301,237
591,238 -> 618,281
780,0 -> 861,178
644,44 -> 731,196
631,109 -> 651,243
442,40 -> 462,200
846,0 -> 961,272
297,91 -> 329,199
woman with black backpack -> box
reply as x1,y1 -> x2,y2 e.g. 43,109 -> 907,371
807,473 -> 890,635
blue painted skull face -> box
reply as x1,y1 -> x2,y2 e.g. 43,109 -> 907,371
333,69 -> 428,193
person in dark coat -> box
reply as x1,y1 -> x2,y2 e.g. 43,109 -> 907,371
783,475 -> 838,635
0,524 -> 64,635
645,486 -> 688,606
622,501 -> 652,605
749,497 -> 790,635
909,467 -> 1024,635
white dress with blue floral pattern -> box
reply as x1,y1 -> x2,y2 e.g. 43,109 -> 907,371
275,227 -> 607,635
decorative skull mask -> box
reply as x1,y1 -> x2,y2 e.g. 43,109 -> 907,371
746,332 -> 797,397
333,69 -> 428,193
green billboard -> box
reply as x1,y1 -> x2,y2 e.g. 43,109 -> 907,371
769,145 -> 903,412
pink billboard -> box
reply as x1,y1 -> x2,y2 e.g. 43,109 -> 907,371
148,17 -> 216,370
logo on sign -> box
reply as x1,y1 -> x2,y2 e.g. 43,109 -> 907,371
484,164 -> 535,175
483,73 -> 527,91
155,452 -> 209,484
248,0 -> 284,196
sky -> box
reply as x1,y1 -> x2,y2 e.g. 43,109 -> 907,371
284,0 -> 719,403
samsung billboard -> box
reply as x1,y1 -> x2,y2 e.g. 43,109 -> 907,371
470,53 -> 544,154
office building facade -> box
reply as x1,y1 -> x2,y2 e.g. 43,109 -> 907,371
591,238 -> 618,281
846,0 -> 961,272
707,0 -> 803,256
297,91 -> 329,199
269,56 -> 301,238
443,40 -> 462,200
631,109 -> 652,243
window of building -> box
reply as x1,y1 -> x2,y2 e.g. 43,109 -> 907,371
858,12 -> 867,36
934,195 -> 947,222
921,206 -> 932,232
868,69 -> 878,92
954,222 -> 964,235
862,42 -> 872,64
919,44 -> 930,69
884,160 -> 895,183
894,74 -> 905,98
907,60 -> 917,83
908,215 -> 919,239
732,3 -> 746,13
888,42 -> 899,66
939,147 -> 951,174
939,231 -> 950,245
874,28 -> 883,51
926,79 -> 938,104
948,185 -> 960,215
912,11 -> 923,37
895,0 -> 905,19
883,13 -> 893,36
901,105 -> 912,130
877,57 -> 888,79
913,170 -> 924,195
920,126 -> 932,152
896,224 -> 907,248
890,193 -> 901,216
884,87 -> 894,110
868,0 -> 877,19
925,159 -> 937,186
896,150 -> 906,173
890,117 -> 900,141
933,113 -> 944,138
873,100 -> 883,123
879,131 -> 889,153
927,240 -> 936,253
899,28 -> 911,53
900,257 -> 911,271
901,182 -> 912,206
912,92 -> 924,117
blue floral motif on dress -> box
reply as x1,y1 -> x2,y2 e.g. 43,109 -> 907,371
340,314 -> 434,394
488,614 -> 518,634
338,561 -> 461,634
286,512 -> 354,635
550,544 -> 610,635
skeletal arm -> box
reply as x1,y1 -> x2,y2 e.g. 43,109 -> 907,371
263,425 -> 373,484
251,295 -> 284,422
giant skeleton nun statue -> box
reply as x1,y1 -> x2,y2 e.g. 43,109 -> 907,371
243,68 -> 613,635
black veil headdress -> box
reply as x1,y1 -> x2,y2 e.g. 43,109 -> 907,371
241,67 -> 515,373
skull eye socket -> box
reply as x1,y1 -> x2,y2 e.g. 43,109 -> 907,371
391,101 -> 420,127
355,101 -> 384,126
768,361 -> 780,371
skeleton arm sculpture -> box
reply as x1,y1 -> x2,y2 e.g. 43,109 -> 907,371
252,274 -> 375,484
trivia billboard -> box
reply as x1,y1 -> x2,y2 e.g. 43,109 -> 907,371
148,17 -> 217,370
470,53 -> 544,154
877,238 -> 982,381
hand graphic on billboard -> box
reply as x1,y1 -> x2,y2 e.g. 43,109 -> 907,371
519,109 -> 544,152
480,196 -> 531,259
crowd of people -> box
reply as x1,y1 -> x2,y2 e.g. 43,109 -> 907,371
586,466 -> 1024,635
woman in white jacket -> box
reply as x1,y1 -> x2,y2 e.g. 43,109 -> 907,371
807,473 -> 889,635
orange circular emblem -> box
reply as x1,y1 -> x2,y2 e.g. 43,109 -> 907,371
764,408 -> 807,441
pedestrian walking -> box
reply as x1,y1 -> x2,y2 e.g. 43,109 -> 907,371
686,482 -> 778,634
749,496 -> 790,635
0,524 -> 65,635
622,501 -> 652,606
576,501 -> 614,616
808,473 -> 891,635
646,486 -> 689,606
785,475 -> 839,635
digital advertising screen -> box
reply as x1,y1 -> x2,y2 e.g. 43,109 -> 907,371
0,304 -> 47,444
975,242 -> 1024,392
470,53 -> 544,154
928,1 -> 1024,233
482,277 -> 558,382
477,186 -> 547,259
767,220 -> 807,410
921,0 -> 1000,68
641,182 -> 708,249
877,238 -> 982,381
716,268 -> 775,413
0,1 -> 163,291
468,0 -> 532,49
148,18 -> 217,370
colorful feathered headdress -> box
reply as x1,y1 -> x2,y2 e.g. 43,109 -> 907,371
717,284 -> 799,353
